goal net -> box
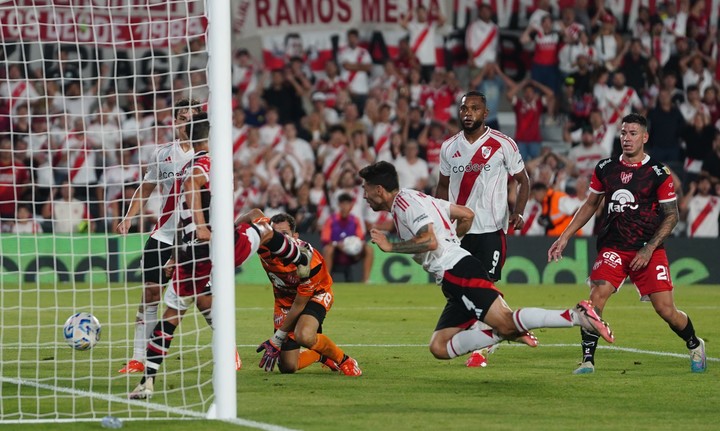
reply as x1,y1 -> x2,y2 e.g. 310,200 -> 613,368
0,0 -> 224,423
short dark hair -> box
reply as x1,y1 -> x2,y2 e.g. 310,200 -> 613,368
531,182 -> 548,192
270,213 -> 297,232
174,98 -> 201,120
622,113 -> 647,129
347,28 -> 359,38
358,161 -> 399,192
186,111 -> 210,144
328,124 -> 346,135
338,193 -> 354,203
462,90 -> 487,105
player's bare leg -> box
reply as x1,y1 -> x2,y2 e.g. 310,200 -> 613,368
649,291 -> 705,372
574,280 -> 615,374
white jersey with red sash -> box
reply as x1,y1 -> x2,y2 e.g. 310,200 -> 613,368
314,76 -> 347,108
408,21 -> 436,66
465,20 -> 498,68
259,124 -> 284,151
232,124 -> 248,159
1,80 -> 41,112
144,140 -> 195,245
64,133 -> 97,185
686,195 -> 720,238
601,86 -> 643,127
439,127 -> 525,234
372,122 -> 396,157
338,46 -> 372,95
391,189 -> 470,284
320,144 -> 348,179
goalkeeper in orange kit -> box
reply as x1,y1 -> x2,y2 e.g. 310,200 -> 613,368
238,210 -> 362,376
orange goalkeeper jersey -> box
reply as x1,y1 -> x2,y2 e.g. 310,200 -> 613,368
258,242 -> 334,312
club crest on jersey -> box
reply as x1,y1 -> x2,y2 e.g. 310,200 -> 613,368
620,172 -> 633,184
481,146 -> 492,159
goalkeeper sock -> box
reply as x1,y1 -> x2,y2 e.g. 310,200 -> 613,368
297,350 -> 321,370
512,308 -> 574,332
132,311 -> 146,361
310,334 -> 344,364
447,329 -> 502,359
143,320 -> 177,383
580,328 -> 599,364
671,314 -> 700,349
265,230 -> 309,266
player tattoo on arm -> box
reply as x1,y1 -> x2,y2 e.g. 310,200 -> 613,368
645,201 -> 679,250
391,225 -> 437,254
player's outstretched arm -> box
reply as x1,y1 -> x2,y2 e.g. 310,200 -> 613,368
184,171 -> 210,241
548,192 -> 603,262
449,204 -> 474,237
234,208 -> 266,226
116,182 -> 156,234
371,224 -> 437,254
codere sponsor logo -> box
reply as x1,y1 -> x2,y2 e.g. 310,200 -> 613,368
451,162 -> 491,174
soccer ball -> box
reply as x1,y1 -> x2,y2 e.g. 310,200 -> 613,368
342,235 -> 364,257
63,312 -> 101,351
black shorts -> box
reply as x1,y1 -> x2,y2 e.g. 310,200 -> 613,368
460,230 -> 507,282
434,256 -> 502,331
142,237 -> 173,285
282,300 -> 327,351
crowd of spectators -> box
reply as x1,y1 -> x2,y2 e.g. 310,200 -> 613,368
2,0 -> 720,253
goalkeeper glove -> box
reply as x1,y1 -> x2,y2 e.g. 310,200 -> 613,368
256,330 -> 287,372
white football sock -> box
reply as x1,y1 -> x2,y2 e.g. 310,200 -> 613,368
512,308 -> 574,333
446,329 -> 502,359
132,311 -> 146,361
144,304 -> 158,340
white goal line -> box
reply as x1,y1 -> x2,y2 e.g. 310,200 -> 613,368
0,376 -> 300,431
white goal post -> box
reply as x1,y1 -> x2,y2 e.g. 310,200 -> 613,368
0,0 -> 236,423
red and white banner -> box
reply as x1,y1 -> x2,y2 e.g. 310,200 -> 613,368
0,1 -> 207,48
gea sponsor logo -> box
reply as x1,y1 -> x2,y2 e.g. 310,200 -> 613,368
451,163 -> 491,174
602,251 -> 622,266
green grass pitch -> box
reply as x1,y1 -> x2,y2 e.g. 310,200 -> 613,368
2,282 -> 718,430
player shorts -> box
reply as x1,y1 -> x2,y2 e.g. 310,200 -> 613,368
141,236 -> 174,285
435,256 -> 503,331
590,247 -> 674,301
461,230 -> 507,281
277,300 -> 328,351
172,241 -> 212,299
164,279 -> 212,311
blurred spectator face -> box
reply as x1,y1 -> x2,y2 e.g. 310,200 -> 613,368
247,91 -> 262,110
8,64 -> 21,79
657,89 -> 672,107
266,109 -> 279,124
581,130 -> 594,146
271,70 -> 284,86
690,56 -> 704,73
0,141 -> 11,165
379,104 -> 391,122
339,198 -> 353,217
312,171 -> 325,188
60,182 -> 73,200
404,140 -> 419,159
416,6 -> 428,22
247,127 -> 260,146
347,31 -> 359,48
16,205 -> 32,221
479,5 -> 492,21
692,113 -> 705,128
339,170 -> 357,188
284,123 -> 297,139
409,68 -> 421,84
630,40 -> 642,55
576,54 -> 589,71
589,111 -> 603,128
344,104 -> 359,121
325,61 -> 339,77
575,176 -> 589,196
703,87 -> 717,104
687,87 -> 700,103
661,73 -> 677,90
409,107 -> 422,122
676,37 -> 689,53
280,164 -> 295,184
541,16 -> 552,33
330,129 -> 347,147
612,73 -> 626,89
523,85 -> 536,101
233,108 -> 245,127
234,50 -> 250,66
697,177 -> 711,195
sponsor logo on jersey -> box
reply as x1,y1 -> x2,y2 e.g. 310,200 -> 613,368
601,251 -> 622,267
598,158 -> 612,169
159,170 -> 183,179
620,171 -> 633,184
652,165 -> 664,176
608,189 -> 638,213
452,150 -> 462,158
413,214 -> 429,224
451,162 -> 491,174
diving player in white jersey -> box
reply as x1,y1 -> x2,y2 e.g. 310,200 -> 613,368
359,161 -> 614,364
436,90 -> 530,367
116,98 -> 200,374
